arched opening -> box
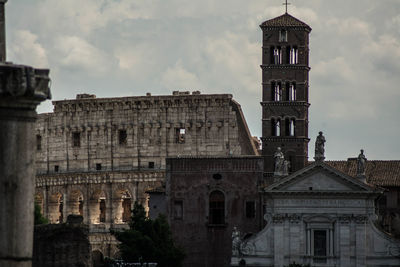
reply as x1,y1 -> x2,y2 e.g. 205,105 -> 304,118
48,192 -> 63,223
89,190 -> 107,224
122,192 -> 132,222
68,190 -> 84,217
209,190 -> 225,225
113,189 -> 132,224
92,250 -> 104,267
34,193 -> 44,215
274,82 -> 282,101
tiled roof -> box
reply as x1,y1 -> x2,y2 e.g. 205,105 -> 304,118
260,13 -> 311,29
324,160 -> 400,187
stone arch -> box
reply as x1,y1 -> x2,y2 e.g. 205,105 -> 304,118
34,192 -> 44,215
89,190 -> 107,224
48,192 -> 63,223
92,250 -> 104,267
113,188 -> 132,223
67,189 -> 84,217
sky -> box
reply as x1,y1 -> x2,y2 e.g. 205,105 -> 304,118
5,0 -> 400,160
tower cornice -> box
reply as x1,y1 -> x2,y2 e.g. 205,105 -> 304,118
260,101 -> 310,107
260,64 -> 310,71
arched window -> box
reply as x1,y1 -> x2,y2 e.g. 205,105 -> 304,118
290,119 -> 296,136
209,191 -> 225,225
289,83 -> 296,101
274,82 -> 282,101
289,46 -> 298,64
275,119 -> 281,136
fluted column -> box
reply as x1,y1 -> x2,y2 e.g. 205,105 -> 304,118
0,63 -> 50,267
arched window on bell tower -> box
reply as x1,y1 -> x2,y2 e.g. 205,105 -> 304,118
272,119 -> 281,136
271,46 -> 282,64
289,83 -> 296,101
274,82 -> 282,101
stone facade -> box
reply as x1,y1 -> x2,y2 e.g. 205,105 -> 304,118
231,162 -> 400,267
166,156 -> 264,267
34,91 -> 258,258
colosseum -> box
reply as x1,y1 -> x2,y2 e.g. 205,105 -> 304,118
34,91 -> 258,256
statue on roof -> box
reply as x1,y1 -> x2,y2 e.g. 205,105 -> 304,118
314,131 -> 326,161
357,149 -> 367,176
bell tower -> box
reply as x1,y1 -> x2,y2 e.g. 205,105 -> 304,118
260,12 -> 311,175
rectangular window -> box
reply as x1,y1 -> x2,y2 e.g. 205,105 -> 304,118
73,132 -> 80,147
36,135 -> 42,151
314,230 -> 327,257
148,162 -> 155,169
96,163 -> 102,171
176,128 -> 185,143
174,200 -> 183,220
246,201 -> 255,218
54,165 -> 59,172
119,130 -> 127,145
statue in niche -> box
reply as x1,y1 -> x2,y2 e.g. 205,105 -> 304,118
232,226 -> 242,256
314,131 -> 326,161
357,149 -> 367,176
274,147 -> 285,175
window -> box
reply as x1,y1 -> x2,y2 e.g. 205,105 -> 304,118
246,201 -> 255,218
279,29 -> 287,42
272,119 -> 281,136
289,119 -> 296,136
213,173 -> 222,180
305,216 -> 334,264
119,130 -> 127,145
96,163 -> 102,171
289,83 -> 296,101
176,128 -> 185,143
54,165 -> 59,172
209,191 -> 225,225
289,46 -> 298,64
99,199 -> 106,223
36,135 -> 42,151
273,47 -> 282,64
313,230 -> 327,257
148,162 -> 155,169
174,200 -> 183,220
73,132 -> 80,147
274,82 -> 282,101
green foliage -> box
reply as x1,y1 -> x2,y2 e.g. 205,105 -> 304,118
112,202 -> 185,267
34,203 -> 49,225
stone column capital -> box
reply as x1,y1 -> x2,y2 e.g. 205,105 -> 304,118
0,63 -> 51,109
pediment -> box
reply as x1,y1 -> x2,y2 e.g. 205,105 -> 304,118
265,162 -> 376,193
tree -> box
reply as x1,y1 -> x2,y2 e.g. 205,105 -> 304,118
112,202 -> 185,267
34,203 -> 49,225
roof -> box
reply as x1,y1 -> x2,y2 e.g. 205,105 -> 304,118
265,161 -> 378,193
260,13 -> 311,30
325,160 -> 400,187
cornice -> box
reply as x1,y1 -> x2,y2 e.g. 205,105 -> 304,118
260,64 -> 310,71
261,101 -> 310,107
260,137 -> 310,142
35,170 -> 165,187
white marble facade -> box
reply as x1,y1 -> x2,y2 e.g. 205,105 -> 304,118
231,162 -> 400,267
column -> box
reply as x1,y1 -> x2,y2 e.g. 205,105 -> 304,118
0,64 -> 51,267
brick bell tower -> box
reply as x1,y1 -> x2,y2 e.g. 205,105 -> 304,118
260,12 -> 311,175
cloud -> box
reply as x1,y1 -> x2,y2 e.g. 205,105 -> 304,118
160,60 -> 203,90
8,30 -> 48,68
54,36 -> 109,74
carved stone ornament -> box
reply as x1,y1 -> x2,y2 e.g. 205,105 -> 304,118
0,63 -> 51,104
338,214 -> 352,224
354,215 -> 368,224
274,147 -> 285,176
288,214 -> 301,224
272,214 -> 285,224
231,226 -> 242,256
240,241 -> 255,256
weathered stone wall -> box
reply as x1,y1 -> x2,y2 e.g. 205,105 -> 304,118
33,220 -> 92,267
35,92 -> 257,175
166,156 -> 264,267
